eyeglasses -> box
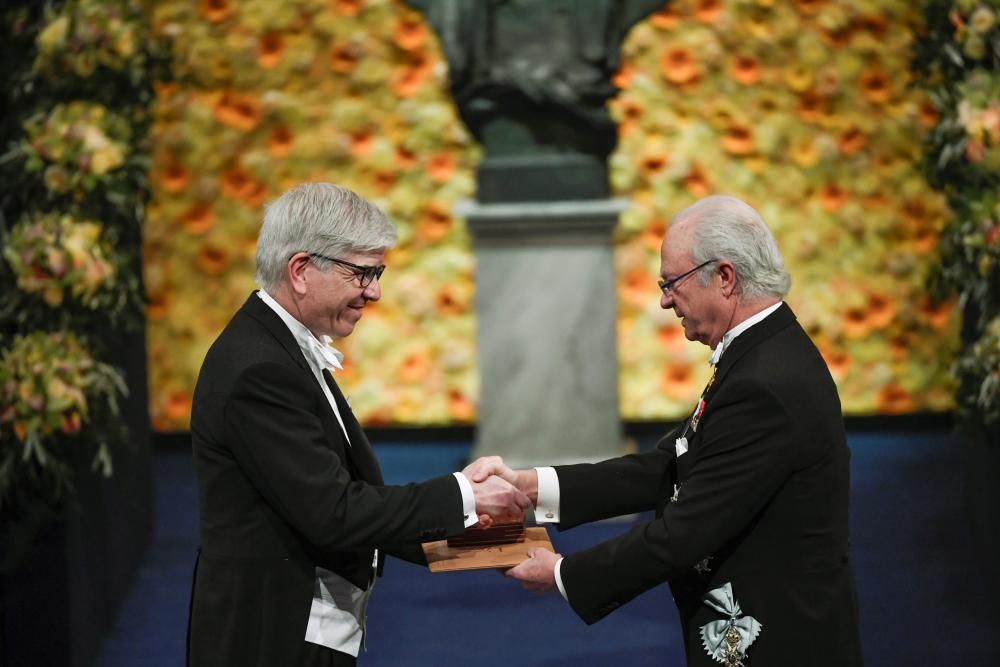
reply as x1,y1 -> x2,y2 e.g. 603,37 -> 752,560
657,259 -> 718,296
309,252 -> 385,288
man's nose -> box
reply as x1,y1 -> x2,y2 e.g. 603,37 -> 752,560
660,290 -> 674,310
364,277 -> 381,301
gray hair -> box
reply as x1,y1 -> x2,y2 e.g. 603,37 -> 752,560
672,194 -> 791,301
255,182 -> 397,291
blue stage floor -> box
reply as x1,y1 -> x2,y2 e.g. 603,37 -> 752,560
97,429 -> 997,666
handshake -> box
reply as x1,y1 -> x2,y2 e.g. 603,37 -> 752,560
459,456 -> 561,592
461,455 -> 537,527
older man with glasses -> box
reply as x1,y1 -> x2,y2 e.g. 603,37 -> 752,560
187,182 -> 530,667
470,194 -> 864,667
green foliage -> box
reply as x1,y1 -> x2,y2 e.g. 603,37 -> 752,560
0,0 -> 166,517
916,0 -> 1000,425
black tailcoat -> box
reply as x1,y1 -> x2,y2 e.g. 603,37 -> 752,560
187,294 -> 464,666
555,304 -> 863,666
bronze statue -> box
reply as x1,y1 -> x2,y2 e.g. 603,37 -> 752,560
407,0 -> 665,201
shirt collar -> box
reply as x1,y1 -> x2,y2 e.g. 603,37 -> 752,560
256,290 -> 344,372
709,301 -> 783,366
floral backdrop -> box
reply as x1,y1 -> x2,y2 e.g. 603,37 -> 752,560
147,0 -> 959,430
0,0 -> 158,526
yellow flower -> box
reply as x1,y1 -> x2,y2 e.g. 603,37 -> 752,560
36,15 -> 68,52
969,6 -> 996,34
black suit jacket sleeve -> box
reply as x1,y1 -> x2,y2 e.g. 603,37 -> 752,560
223,359 -> 465,550
555,448 -> 674,528
559,378 -> 796,624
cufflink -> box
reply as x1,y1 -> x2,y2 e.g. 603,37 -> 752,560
545,512 -> 554,519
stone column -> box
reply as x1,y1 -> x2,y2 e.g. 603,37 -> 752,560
462,198 -> 626,467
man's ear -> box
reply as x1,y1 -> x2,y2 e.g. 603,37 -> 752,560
287,252 -> 311,296
717,260 -> 738,297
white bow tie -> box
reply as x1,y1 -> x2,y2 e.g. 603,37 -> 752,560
305,335 -> 343,372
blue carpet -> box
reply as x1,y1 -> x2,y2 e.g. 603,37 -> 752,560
97,430 -> 997,666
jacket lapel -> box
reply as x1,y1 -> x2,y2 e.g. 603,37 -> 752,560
322,370 -> 384,485
241,292 -> 384,485
705,302 -> 796,403
241,292 -> 313,375
678,303 -> 797,480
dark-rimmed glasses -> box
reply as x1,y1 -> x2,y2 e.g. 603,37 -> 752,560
309,252 -> 385,288
657,259 -> 718,296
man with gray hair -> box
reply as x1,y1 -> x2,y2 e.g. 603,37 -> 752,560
188,182 -> 530,666
471,195 -> 863,666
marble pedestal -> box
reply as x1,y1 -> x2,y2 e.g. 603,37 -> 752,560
461,198 -> 626,468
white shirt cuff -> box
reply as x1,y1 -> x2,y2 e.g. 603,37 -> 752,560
452,472 -> 479,528
554,557 -> 568,601
533,466 -> 561,523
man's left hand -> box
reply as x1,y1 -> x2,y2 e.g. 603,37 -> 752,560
506,547 -> 561,593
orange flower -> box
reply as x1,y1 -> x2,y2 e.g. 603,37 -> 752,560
796,90 -> 825,122
728,55 -> 761,85
821,348 -> 851,380
390,55 -> 432,97
330,43 -> 361,74
661,362 -> 695,399
794,0 -> 825,14
213,92 -> 262,131
222,168 -> 267,206
161,161 -> 189,192
164,391 -> 193,424
199,0 -> 233,23
426,152 -> 456,183
642,216 -> 667,251
196,242 -> 229,275
720,123 -> 755,155
258,32 -> 283,68
182,203 -> 216,235
859,67 -> 891,104
146,290 -> 170,320
683,163 -> 712,197
447,389 -> 475,422
639,148 -> 669,179
332,0 -> 363,16
693,0 -> 723,23
398,352 -> 431,383
917,99 -> 940,128
819,25 -> 853,48
867,293 -> 895,329
350,130 -> 373,157
154,81 -> 179,100
657,324 -> 687,350
436,285 -> 465,315
919,297 -> 954,330
856,14 -> 887,40
395,145 -> 418,169
621,269 -> 654,307
650,6 -> 683,30
877,384 -> 913,414
613,96 -> 645,135
818,182 -> 848,212
267,125 -> 294,158
612,63 -> 634,89
371,171 -> 397,192
840,305 -> 872,339
661,47 -> 699,85
416,202 -> 452,243
394,14 -> 428,51
838,127 -> 867,156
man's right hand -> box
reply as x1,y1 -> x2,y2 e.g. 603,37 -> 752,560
464,456 -> 538,506
467,474 -> 531,526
